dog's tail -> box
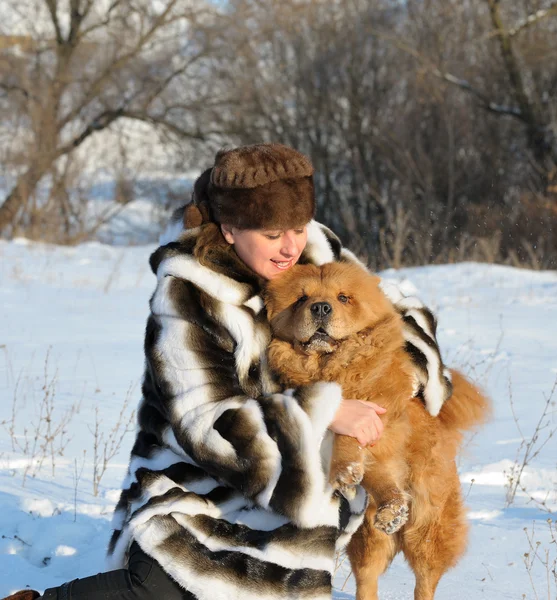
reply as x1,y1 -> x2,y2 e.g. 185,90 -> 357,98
437,370 -> 491,433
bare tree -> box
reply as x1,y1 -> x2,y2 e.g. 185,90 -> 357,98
405,0 -> 557,169
0,0 -> 230,238
215,0 -> 557,269
3,0 -> 555,266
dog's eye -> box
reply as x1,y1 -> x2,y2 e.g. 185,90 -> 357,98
296,294 -> 308,306
338,294 -> 349,304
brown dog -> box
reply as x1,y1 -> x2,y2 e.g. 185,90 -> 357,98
264,261 -> 490,600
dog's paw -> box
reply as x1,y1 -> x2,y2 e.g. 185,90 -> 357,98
330,462 -> 364,499
374,499 -> 409,535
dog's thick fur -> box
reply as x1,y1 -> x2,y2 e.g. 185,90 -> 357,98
265,262 -> 490,600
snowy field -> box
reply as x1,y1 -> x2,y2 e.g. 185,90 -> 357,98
1,238 -> 556,599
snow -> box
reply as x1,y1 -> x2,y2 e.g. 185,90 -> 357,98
1,242 -> 556,599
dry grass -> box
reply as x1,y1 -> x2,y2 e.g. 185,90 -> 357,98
1,348 -> 78,485
522,518 -> 557,600
505,377 -> 557,511
89,383 -> 136,497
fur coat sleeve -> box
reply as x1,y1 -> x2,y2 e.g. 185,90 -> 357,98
107,228 -> 367,600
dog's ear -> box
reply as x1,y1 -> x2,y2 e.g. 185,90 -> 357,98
261,270 -> 296,315
362,274 -> 393,312
261,286 -> 281,321
366,274 -> 382,290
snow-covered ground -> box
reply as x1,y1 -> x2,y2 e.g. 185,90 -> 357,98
1,239 -> 556,599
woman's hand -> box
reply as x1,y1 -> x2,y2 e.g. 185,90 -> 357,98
329,399 -> 387,447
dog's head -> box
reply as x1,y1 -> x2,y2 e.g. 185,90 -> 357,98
264,262 -> 397,354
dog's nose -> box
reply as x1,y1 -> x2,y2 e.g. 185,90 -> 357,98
310,302 -> 332,319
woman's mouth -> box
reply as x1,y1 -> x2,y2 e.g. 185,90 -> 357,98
271,259 -> 293,270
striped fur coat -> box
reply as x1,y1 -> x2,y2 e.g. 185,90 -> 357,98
106,219 -> 452,600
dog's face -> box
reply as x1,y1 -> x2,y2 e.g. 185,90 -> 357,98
265,262 -> 395,353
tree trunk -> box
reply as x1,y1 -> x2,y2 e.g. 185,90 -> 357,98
486,0 -> 557,166
0,167 -> 46,233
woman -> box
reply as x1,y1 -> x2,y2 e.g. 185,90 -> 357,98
5,144 -> 451,600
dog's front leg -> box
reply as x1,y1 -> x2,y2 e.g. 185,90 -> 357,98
329,434 -> 365,498
361,456 -> 410,535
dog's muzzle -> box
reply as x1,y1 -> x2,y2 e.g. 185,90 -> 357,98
310,302 -> 332,323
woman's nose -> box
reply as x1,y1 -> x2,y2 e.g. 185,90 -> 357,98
281,231 -> 299,256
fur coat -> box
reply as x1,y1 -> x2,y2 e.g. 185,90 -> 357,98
106,219 -> 452,600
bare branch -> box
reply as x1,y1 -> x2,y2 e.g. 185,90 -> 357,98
0,82 -> 31,101
508,1 -> 557,37
76,0 -> 124,39
353,27 -> 525,121
67,200 -> 130,244
485,0 -> 539,126
117,111 -> 207,139
57,108 -> 125,155
68,0 -> 87,46
59,1 -> 182,130
432,69 -> 523,119
44,0 -> 65,45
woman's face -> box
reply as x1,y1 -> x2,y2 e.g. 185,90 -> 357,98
221,224 -> 308,280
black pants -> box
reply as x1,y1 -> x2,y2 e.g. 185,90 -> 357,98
42,543 -> 195,600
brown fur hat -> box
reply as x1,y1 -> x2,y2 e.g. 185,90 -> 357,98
186,143 -> 316,230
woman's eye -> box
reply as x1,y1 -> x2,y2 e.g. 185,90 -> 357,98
338,294 -> 349,303
265,234 -> 281,240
